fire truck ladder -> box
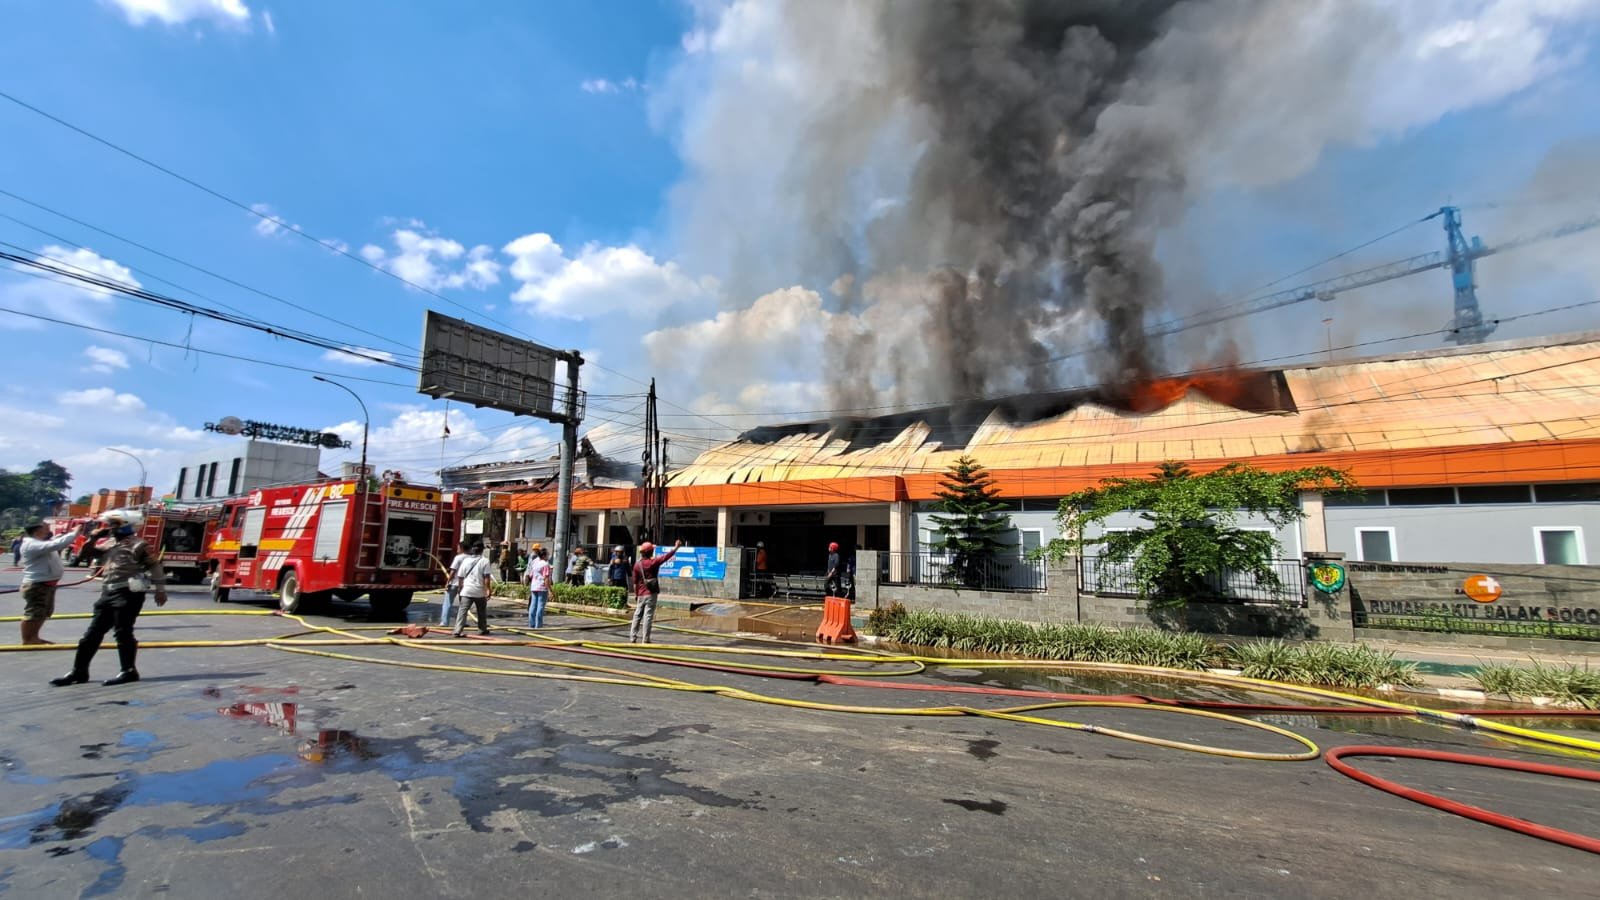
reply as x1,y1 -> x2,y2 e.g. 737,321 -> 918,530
357,488 -> 386,570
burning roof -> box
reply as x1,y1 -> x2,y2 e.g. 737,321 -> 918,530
671,332 -> 1600,488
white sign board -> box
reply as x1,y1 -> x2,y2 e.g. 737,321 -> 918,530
463,518 -> 485,535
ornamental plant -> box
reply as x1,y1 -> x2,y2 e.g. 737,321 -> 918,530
1049,461 -> 1355,607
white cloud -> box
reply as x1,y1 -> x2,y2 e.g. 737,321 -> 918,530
84,346 -> 130,374
502,233 -> 716,319
36,246 -> 141,298
320,346 -> 397,367
0,245 -> 142,328
249,202 -> 299,237
105,0 -> 252,27
581,77 -> 642,94
321,406 -> 559,481
261,9 -> 274,34
362,226 -> 501,291
59,387 -> 147,414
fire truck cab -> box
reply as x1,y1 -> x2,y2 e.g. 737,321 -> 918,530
206,478 -> 460,615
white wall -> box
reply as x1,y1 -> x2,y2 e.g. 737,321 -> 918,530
1327,502 -> 1600,564
1083,511 -> 1302,559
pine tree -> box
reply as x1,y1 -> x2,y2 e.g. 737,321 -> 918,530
929,455 -> 1011,588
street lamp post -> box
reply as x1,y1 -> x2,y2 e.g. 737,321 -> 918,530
104,447 -> 147,503
312,376 -> 369,480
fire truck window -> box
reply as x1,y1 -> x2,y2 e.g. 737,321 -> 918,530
239,507 -> 266,559
314,501 -> 348,562
230,506 -> 247,528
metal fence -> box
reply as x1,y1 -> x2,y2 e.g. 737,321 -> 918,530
879,551 -> 1048,593
1078,556 -> 1306,606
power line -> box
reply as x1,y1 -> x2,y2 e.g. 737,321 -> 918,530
0,89 -> 559,346
0,304 -> 417,386
0,248 -> 413,369
0,189 -> 421,356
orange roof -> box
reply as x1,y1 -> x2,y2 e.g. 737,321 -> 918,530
506,335 -> 1600,510
668,335 -> 1600,492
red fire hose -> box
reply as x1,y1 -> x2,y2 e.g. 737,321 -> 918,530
1324,745 -> 1600,854
0,575 -> 95,595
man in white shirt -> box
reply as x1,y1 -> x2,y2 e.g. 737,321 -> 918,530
450,542 -> 494,637
19,520 -> 87,645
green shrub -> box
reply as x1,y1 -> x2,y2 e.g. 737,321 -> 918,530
492,583 -> 530,600
1472,662 -> 1527,696
1474,660 -> 1600,709
1229,640 -> 1420,689
1233,639 -> 1299,682
879,610 -> 1220,671
551,582 -> 628,610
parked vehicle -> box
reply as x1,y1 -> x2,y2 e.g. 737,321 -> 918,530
65,507 -> 218,583
205,478 -> 461,615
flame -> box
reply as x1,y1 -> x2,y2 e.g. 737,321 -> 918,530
1117,370 -> 1257,414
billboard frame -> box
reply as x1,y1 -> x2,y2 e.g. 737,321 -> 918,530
418,311 -> 581,424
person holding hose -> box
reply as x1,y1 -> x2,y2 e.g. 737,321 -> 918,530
450,542 -> 494,637
629,539 -> 681,644
18,519 -> 89,645
50,513 -> 166,686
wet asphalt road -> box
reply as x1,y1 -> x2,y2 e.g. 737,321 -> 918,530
3,578 -> 1600,898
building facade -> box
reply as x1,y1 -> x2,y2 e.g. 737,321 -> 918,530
172,440 -> 322,502
508,332 -> 1600,573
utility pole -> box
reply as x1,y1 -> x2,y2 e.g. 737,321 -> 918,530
640,379 -> 666,545
552,352 -> 584,579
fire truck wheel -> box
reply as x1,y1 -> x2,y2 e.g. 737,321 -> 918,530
278,572 -> 304,613
369,591 -> 413,618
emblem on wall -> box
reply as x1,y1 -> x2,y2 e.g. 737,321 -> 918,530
1309,561 -> 1347,594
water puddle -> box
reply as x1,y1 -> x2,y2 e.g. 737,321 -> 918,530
297,730 -> 377,763
218,701 -> 298,734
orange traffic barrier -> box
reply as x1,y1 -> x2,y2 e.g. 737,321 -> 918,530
815,595 -> 857,644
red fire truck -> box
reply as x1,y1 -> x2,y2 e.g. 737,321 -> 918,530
205,478 -> 461,615
66,506 -> 220,584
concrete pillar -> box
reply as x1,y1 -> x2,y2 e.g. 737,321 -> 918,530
1299,491 -> 1328,554
716,506 -> 733,550
856,549 -> 879,609
888,500 -> 911,582
596,509 -> 610,551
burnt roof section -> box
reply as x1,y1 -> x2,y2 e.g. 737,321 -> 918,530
735,369 -> 1297,453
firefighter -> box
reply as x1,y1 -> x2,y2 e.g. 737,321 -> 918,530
50,513 -> 167,687
629,540 -> 682,644
824,541 -> 843,597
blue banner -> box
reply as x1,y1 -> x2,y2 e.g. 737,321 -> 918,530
661,546 -> 727,580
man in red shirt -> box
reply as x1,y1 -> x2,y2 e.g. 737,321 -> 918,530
629,539 -> 681,644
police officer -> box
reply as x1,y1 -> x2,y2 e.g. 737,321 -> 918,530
50,513 -> 167,687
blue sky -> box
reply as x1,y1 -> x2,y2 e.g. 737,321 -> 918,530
3,0 -> 1600,498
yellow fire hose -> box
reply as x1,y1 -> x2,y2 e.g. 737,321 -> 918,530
4,608 -> 1597,761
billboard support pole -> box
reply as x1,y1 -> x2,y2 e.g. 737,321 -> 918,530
552,351 -> 583,580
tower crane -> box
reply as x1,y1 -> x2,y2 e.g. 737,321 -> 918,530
1156,206 -> 1600,345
